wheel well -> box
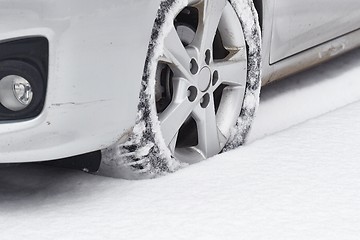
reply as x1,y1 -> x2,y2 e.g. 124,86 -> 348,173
252,0 -> 263,30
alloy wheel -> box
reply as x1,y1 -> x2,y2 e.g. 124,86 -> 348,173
155,0 -> 247,163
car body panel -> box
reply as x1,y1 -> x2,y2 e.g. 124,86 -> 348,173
270,0 -> 360,63
259,0 -> 360,84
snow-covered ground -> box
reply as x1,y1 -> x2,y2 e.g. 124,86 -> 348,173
1,48 -> 360,240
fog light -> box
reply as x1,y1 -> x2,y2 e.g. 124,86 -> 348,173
0,38 -> 48,121
0,75 -> 33,111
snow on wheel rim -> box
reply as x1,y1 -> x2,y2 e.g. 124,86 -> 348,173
156,0 -> 248,163
100,0 -> 261,179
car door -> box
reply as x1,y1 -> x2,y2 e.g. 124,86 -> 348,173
270,0 -> 360,63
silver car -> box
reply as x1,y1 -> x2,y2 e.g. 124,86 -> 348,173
0,0 -> 359,178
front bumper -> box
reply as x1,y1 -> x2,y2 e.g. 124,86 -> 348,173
0,0 -> 161,163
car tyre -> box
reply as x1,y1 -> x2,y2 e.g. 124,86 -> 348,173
101,0 -> 261,179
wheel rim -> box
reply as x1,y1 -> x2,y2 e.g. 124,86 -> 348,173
155,0 -> 247,163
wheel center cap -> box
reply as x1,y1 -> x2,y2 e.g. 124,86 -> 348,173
198,67 -> 211,92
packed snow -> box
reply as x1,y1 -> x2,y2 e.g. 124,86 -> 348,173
0,48 -> 360,239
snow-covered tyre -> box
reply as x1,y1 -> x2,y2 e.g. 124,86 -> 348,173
100,0 -> 261,179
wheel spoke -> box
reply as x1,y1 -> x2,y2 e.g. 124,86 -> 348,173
215,86 -> 245,138
163,26 -> 194,80
192,0 -> 227,59
212,55 -> 247,87
159,78 -> 197,146
192,94 -> 224,158
168,132 -> 179,154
